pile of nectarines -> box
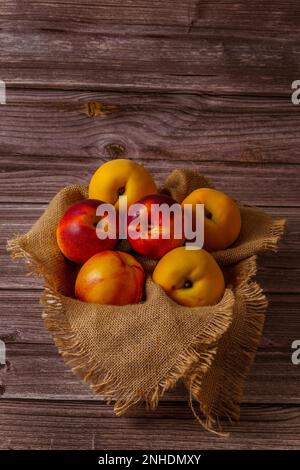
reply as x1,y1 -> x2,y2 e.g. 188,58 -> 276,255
56,159 -> 242,307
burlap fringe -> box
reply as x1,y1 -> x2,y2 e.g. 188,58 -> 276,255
7,235 -> 45,278
7,233 -> 236,421
6,215 -> 282,430
186,256 -> 267,433
263,218 -> 286,252
41,285 -> 234,417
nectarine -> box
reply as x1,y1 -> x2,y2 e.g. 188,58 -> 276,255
127,194 -> 185,259
56,199 -> 118,264
75,251 -> 145,305
88,159 -> 157,209
182,188 -> 241,251
153,247 -> 225,307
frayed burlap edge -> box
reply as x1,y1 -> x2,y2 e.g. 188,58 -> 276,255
42,287 -> 234,416
7,234 -> 47,278
261,218 -> 286,252
7,234 -> 235,418
212,214 -> 286,266
6,178 -> 286,431
185,256 -> 267,434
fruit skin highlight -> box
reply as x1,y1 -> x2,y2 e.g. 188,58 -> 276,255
88,159 -> 158,209
182,188 -> 242,251
75,251 -> 145,305
127,194 -> 185,259
56,199 -> 118,264
152,247 -> 225,307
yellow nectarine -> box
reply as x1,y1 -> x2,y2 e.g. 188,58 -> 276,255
89,159 -> 157,209
182,188 -> 241,251
152,247 -> 225,307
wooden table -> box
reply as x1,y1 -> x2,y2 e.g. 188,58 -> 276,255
0,0 -> 300,450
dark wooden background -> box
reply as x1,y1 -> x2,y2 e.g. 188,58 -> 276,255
0,0 -> 300,450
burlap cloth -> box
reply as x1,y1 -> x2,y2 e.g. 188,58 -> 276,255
7,169 -> 285,432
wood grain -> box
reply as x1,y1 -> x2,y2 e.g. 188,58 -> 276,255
3,342 -> 300,404
2,0 -> 300,32
1,205 -> 298,292
1,0 -> 300,450
1,156 -> 300,206
1,91 -> 299,163
0,26 -> 299,93
1,400 -> 300,450
2,288 -> 300,405
4,249 -> 299,292
1,291 -> 298,347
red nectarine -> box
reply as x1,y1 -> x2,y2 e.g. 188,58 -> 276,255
127,194 -> 185,259
75,251 -> 145,305
56,199 -> 118,264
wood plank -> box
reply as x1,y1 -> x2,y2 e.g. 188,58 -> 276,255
1,91 -> 300,163
1,287 -> 299,402
1,205 -> 297,292
2,339 -> 300,403
2,251 -> 300,293
1,0 -> 299,450
1,400 -> 300,449
1,155 -> 300,206
0,28 -> 299,93
1,290 -> 298,347
2,0 -> 300,32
